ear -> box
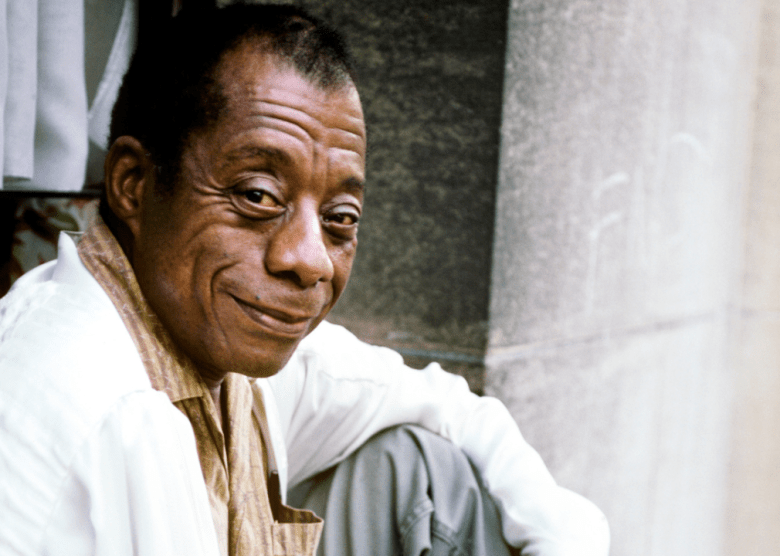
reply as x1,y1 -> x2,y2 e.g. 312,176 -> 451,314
104,136 -> 155,240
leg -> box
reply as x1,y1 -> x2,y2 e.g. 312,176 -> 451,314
287,425 -> 513,556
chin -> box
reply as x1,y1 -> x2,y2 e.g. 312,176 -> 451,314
229,347 -> 298,379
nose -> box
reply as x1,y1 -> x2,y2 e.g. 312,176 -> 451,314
265,205 -> 334,288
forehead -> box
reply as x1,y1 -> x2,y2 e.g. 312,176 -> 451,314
209,44 -> 366,158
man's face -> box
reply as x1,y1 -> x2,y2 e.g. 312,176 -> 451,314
130,46 -> 366,384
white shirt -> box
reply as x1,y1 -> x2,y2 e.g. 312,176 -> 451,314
0,233 -> 609,555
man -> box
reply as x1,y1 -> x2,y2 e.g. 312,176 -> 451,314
0,4 -> 608,556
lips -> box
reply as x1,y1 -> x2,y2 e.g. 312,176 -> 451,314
231,295 -> 319,339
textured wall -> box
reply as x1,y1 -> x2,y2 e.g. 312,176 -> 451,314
487,1 -> 761,555
726,0 -> 780,551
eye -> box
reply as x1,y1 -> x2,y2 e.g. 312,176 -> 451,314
243,189 -> 278,207
231,179 -> 284,219
323,205 -> 361,239
325,212 -> 359,226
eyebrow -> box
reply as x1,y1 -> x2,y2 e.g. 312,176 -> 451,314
222,146 -> 292,168
342,176 -> 365,193
222,144 -> 365,191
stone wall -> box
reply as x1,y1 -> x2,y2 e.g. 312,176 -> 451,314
320,0 -> 510,391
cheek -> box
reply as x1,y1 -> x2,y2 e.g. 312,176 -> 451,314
138,249 -> 199,330
134,223 -> 219,327
329,242 -> 357,299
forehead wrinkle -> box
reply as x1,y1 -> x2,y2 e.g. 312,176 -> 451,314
252,98 -> 327,140
252,96 -> 365,145
328,127 -> 365,155
215,115 -> 315,173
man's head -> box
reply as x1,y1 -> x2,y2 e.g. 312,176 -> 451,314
108,3 -> 357,190
103,4 -> 366,386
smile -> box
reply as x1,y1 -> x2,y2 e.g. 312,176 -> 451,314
231,296 -> 316,339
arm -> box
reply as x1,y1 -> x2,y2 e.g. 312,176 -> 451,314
267,321 -> 609,555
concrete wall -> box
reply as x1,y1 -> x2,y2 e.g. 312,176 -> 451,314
486,1 -> 761,554
726,0 -> 780,551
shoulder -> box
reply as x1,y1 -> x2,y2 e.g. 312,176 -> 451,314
0,233 -> 151,423
0,234 -> 159,522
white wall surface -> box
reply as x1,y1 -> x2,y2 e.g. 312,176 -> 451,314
486,1 -> 766,554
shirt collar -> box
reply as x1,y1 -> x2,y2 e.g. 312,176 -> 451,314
77,216 -> 208,403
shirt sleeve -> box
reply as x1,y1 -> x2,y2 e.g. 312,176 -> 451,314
267,321 -> 609,556
40,390 -> 221,556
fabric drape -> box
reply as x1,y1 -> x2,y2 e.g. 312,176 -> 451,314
0,0 -> 135,191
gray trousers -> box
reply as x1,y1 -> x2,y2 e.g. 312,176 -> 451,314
287,426 -> 514,556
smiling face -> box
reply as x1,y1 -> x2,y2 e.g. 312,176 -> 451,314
127,44 -> 366,385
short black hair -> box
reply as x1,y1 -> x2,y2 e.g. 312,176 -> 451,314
109,2 -> 356,190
